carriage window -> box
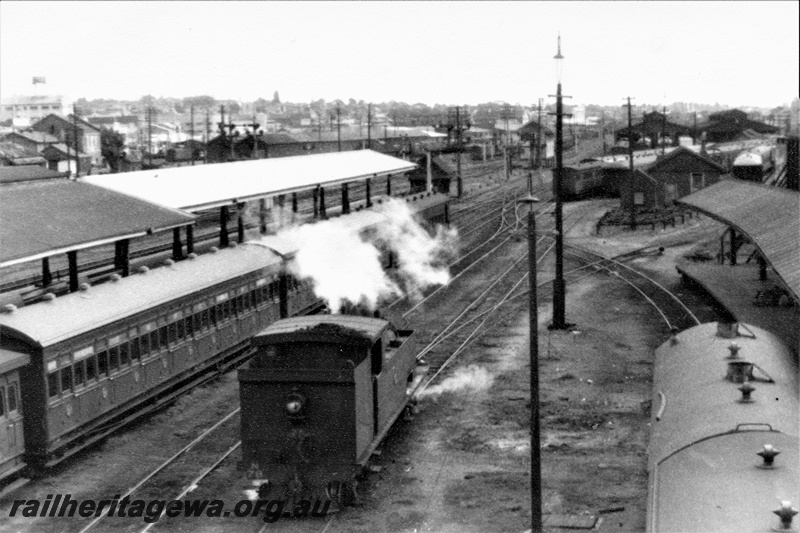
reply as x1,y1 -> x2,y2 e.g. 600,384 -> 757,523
86,356 -> 97,381
150,330 -> 160,353
97,351 -> 108,376
140,334 -> 151,356
159,326 -> 169,349
224,301 -> 231,320
177,318 -> 185,340
201,309 -> 210,329
48,372 -> 59,398
7,384 -> 17,412
168,322 -> 177,344
120,341 -> 130,366
73,361 -> 85,387
109,346 -> 120,372
371,341 -> 383,375
0,387 -> 5,416
61,367 -> 73,392
130,338 -> 141,361
231,297 -> 238,316
183,316 -> 192,337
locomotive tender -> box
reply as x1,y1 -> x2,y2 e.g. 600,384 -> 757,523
0,192 -> 448,489
647,322 -> 799,533
239,315 -> 427,507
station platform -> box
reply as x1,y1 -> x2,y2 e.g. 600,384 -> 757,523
676,261 -> 799,353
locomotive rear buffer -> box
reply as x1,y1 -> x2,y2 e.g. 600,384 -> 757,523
238,315 -> 427,507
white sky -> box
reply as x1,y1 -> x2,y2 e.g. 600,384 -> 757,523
1,1 -> 798,108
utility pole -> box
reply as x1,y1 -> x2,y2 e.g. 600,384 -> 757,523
456,106 -> 463,197
504,103 -> 511,179
367,103 -> 372,149
190,105 -> 195,166
147,106 -> 153,166
336,105 -> 341,152
661,105 -> 667,155
72,104 -> 81,176
549,34 -> 571,331
624,97 -> 637,230
205,108 -> 210,164
248,114 -> 260,159
693,111 -> 698,144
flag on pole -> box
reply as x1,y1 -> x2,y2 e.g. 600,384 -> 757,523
33,76 -> 46,84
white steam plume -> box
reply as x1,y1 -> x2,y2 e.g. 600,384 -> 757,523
256,197 -> 458,313
417,365 -> 494,398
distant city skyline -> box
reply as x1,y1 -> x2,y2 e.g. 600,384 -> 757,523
1,1 -> 798,109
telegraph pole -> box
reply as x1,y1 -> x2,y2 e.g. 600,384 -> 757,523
661,105 -> 667,155
72,104 -> 81,176
336,105 -> 341,152
624,97 -> 637,229
205,108 -> 210,164
190,105 -> 195,166
147,106 -> 153,166
456,106 -> 463,197
367,103 -> 372,149
549,35 -> 571,331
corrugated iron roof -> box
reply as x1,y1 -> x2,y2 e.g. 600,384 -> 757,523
82,149 -> 416,212
0,166 -> 67,183
5,131 -> 60,144
677,180 -> 800,300
0,180 -> 196,267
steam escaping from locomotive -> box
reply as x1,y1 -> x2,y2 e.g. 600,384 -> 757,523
417,365 -> 493,398
272,198 -> 457,312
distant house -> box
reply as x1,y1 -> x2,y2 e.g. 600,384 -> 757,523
40,143 -> 92,175
619,146 -> 727,211
0,141 -> 47,167
2,131 -> 59,153
86,115 -> 140,147
0,165 -> 68,182
31,114 -> 102,169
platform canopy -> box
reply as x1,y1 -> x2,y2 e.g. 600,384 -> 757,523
82,149 -> 417,212
0,180 -> 196,268
677,179 -> 800,300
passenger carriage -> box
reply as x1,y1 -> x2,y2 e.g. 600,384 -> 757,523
0,348 -> 28,486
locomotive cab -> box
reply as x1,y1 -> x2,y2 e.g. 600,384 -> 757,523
238,315 -> 423,506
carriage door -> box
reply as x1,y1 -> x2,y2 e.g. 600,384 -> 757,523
371,340 -> 383,435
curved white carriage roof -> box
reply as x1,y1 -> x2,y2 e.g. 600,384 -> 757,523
649,321 -> 798,469
0,243 -> 283,348
82,150 -> 417,212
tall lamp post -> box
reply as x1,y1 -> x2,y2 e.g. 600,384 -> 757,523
518,190 -> 542,533
549,34 -> 570,330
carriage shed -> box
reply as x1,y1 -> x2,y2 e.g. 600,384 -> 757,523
82,149 -> 418,252
677,180 -> 800,306
0,179 -> 196,295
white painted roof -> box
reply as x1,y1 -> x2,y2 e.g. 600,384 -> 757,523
81,150 -> 416,212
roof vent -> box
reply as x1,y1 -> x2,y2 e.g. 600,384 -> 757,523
138,266 -> 149,274
727,342 -> 741,359
110,273 -> 122,282
42,293 -> 56,302
79,282 -> 91,291
1,304 -> 17,313
726,360 -> 754,383
717,321 -> 739,338
738,381 -> 756,403
210,247 -> 219,254
187,253 -> 198,260
757,444 -> 780,468
164,258 -> 175,266
773,501 -> 798,531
